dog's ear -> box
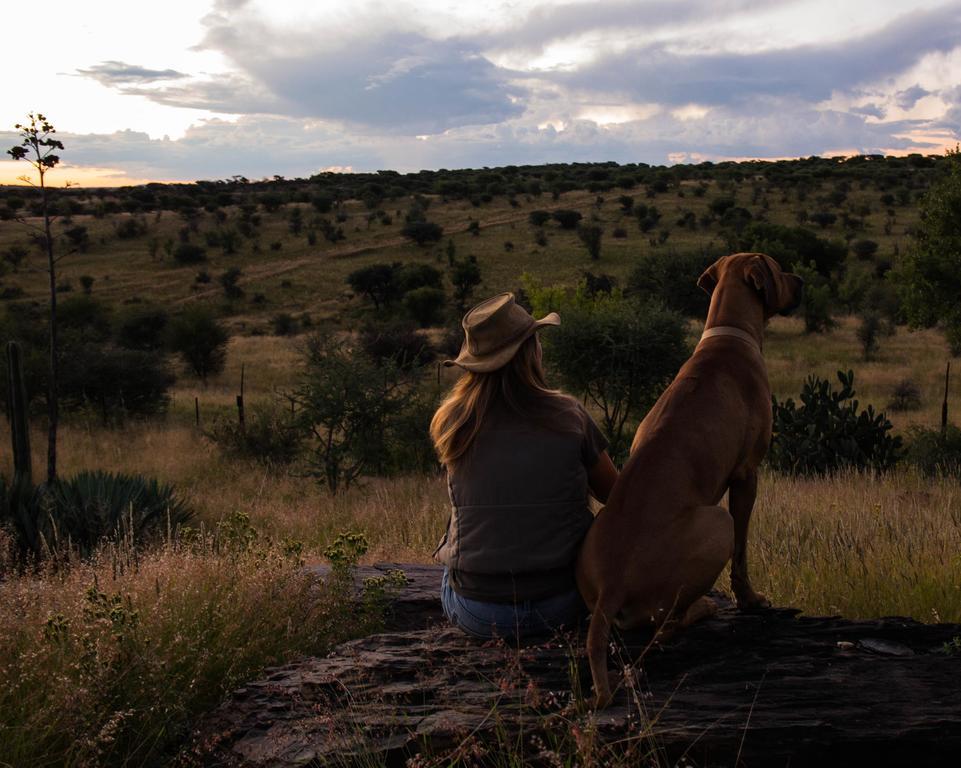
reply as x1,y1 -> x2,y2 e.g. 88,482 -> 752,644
744,254 -> 780,312
697,261 -> 720,295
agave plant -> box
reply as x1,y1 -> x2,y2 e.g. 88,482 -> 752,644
38,470 -> 193,555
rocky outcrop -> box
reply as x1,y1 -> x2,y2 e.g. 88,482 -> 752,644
187,564 -> 961,767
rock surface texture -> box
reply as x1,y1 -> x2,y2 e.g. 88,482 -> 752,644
189,564 -> 961,767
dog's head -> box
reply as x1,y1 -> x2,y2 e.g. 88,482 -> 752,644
697,252 -> 804,318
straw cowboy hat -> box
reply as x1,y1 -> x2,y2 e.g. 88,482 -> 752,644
443,292 -> 560,373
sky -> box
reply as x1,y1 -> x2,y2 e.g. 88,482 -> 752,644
1,0 -> 959,186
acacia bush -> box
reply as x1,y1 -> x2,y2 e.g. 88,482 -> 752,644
527,280 -> 689,460
905,425 -> 961,478
206,406 -> 303,467
360,320 -> 434,369
769,370 -> 903,476
627,248 -> 718,317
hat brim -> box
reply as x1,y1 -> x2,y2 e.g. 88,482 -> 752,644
443,312 -> 560,373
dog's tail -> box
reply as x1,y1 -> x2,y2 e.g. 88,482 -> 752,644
586,592 -> 619,709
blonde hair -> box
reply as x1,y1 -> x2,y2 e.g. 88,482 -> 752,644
430,335 -> 578,468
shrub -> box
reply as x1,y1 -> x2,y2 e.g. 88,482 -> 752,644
769,370 -> 903,475
58,295 -> 112,343
851,239 -> 879,260
627,248 -> 718,317
450,256 -> 482,310
794,262 -> 837,334
2,244 -> 27,269
167,307 -> 228,384
173,243 -> 207,264
290,334 -> 412,493
905,425 -> 961,478
403,286 -> 447,327
116,305 -> 169,351
38,470 -> 192,556
612,226 -> 627,238
114,216 -> 147,239
528,210 -> 551,227
551,209 -> 582,229
219,267 -> 244,300
897,149 -> 961,354
59,343 -> 176,420
737,222 -> 846,276
360,321 -> 434,369
577,223 -> 603,260
401,219 -> 444,245
206,406 -> 303,467
887,379 -> 922,412
856,311 -> 893,360
526,281 -> 690,460
347,263 -> 401,309
397,263 -> 443,293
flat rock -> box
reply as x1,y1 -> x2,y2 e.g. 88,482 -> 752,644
187,564 -> 961,767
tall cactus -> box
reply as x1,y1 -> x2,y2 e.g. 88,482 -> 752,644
6,341 -> 36,550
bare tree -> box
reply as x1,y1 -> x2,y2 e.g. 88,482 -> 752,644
7,113 -> 68,482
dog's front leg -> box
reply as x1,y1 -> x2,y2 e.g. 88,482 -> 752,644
728,471 -> 770,610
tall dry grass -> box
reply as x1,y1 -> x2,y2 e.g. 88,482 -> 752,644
0,521 -> 375,768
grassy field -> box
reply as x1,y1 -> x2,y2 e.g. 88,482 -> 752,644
1,175 -> 959,766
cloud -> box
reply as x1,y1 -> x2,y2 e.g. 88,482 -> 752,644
556,4 -> 961,106
476,0 -> 789,57
895,84 -> 931,110
75,60 -> 189,85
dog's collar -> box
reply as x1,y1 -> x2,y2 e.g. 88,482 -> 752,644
699,325 -> 762,355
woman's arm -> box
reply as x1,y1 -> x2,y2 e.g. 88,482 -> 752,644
588,450 -> 618,504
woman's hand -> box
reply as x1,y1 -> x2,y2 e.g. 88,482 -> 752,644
588,450 -> 618,504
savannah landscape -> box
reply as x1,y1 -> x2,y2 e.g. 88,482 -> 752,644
1,140 -> 960,766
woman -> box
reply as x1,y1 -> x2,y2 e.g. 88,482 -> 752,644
431,293 -> 618,639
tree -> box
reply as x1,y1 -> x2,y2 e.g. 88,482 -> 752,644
219,267 -> 244,299
401,219 -> 444,246
627,248 -> 718,317
7,113 -> 66,482
404,286 -> 446,327
897,148 -> 961,354
167,307 -> 229,384
526,280 -> 690,460
450,256 -> 482,310
551,209 -> 582,229
577,223 -> 603,260
291,334 -> 410,493
347,263 -> 401,309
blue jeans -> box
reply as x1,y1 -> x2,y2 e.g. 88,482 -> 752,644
441,568 -> 586,640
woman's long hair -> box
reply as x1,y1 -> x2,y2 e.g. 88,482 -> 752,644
430,335 -> 578,468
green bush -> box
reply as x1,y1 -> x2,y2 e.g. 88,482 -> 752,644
167,307 -> 228,384
403,286 -> 446,327
526,280 -> 690,460
905,425 -> 961,478
59,343 -> 175,421
37,471 -> 192,556
551,209 -> 582,229
769,370 -> 903,475
626,248 -> 718,317
360,321 -> 434,370
116,305 -> 169,351
206,406 -> 303,467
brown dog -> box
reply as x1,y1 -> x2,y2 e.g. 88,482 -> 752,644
575,252 -> 803,708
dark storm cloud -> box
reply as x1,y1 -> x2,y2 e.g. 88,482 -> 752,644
558,5 -> 961,105
75,61 -> 189,85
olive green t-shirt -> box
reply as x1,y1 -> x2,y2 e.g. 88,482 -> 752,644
433,398 -> 609,602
